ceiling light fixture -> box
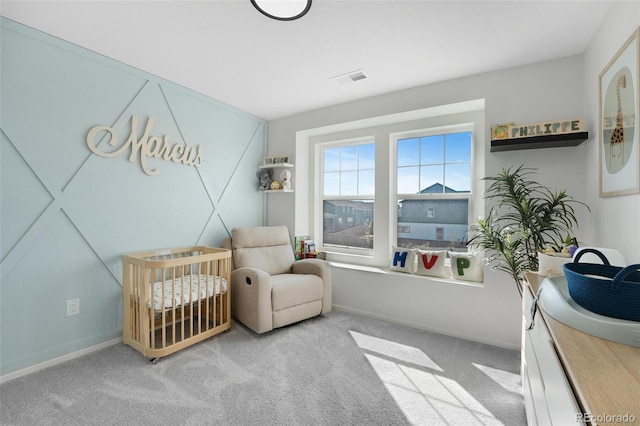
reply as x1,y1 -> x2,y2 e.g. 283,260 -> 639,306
251,0 -> 312,21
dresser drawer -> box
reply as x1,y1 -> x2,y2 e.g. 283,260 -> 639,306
523,287 -> 584,425
524,332 -> 551,425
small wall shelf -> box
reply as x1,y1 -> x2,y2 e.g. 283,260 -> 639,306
259,163 -> 294,169
258,162 -> 294,192
261,189 -> 294,193
490,132 -> 589,152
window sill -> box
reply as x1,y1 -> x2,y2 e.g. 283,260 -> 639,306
328,261 -> 484,288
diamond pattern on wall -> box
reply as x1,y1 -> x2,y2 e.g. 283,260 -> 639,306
64,82 -> 217,276
1,210 -> 121,372
1,24 -> 150,191
0,18 -> 266,376
0,131 -> 54,261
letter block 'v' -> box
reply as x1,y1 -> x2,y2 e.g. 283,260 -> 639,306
421,253 -> 438,269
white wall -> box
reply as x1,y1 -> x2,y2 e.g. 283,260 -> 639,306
269,55 -> 589,232
268,55 -> 589,349
268,1 -> 639,349
583,1 -> 640,263
268,2 -> 640,347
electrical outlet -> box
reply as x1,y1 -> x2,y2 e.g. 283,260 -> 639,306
67,298 -> 80,317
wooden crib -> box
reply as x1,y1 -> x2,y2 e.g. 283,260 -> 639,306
122,246 -> 231,362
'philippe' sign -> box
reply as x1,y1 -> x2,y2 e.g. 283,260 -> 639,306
491,118 -> 584,140
86,116 -> 204,176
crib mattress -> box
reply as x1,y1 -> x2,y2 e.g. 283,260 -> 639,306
148,274 -> 228,310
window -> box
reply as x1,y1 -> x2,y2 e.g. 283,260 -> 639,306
302,100 -> 484,268
321,141 -> 375,251
395,130 -> 472,251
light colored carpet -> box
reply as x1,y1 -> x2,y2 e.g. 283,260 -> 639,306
0,310 -> 525,425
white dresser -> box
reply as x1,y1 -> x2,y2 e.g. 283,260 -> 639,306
522,277 -> 583,425
522,272 -> 640,426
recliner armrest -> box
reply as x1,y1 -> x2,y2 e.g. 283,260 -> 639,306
292,259 -> 332,314
230,267 -> 274,334
292,258 -> 329,279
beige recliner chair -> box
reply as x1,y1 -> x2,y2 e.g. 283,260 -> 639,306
225,226 -> 331,334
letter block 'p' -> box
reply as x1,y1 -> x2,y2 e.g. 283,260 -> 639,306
456,257 -> 470,276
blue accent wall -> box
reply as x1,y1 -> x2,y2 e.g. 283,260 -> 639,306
0,18 -> 266,375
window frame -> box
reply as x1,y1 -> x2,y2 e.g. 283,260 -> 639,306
301,101 -> 486,269
390,124 -> 474,252
316,136 -> 376,257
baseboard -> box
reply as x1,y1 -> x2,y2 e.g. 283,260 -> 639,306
0,338 -> 121,385
332,304 -> 520,351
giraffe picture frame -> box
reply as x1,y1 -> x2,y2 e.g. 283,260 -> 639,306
599,26 -> 640,197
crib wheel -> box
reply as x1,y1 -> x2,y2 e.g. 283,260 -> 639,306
150,357 -> 160,365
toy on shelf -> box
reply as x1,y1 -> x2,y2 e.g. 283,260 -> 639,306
280,169 -> 292,190
257,168 -> 273,191
258,155 -> 294,192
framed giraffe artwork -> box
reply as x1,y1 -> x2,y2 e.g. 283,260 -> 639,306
599,26 -> 640,197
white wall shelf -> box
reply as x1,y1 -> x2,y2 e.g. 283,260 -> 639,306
259,163 -> 294,169
261,189 -> 294,193
258,162 -> 294,192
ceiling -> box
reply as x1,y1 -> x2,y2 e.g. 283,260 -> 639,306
1,0 -> 613,121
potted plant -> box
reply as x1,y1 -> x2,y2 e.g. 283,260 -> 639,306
468,165 -> 589,292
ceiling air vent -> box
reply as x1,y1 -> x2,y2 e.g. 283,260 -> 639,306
330,69 -> 367,86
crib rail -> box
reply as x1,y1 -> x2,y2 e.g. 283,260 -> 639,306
122,246 -> 231,360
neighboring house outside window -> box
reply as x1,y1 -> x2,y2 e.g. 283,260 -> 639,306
395,130 -> 472,251
321,141 -> 375,252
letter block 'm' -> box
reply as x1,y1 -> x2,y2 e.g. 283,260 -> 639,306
393,251 -> 408,268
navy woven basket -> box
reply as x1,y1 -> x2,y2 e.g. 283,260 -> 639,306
563,248 -> 640,322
